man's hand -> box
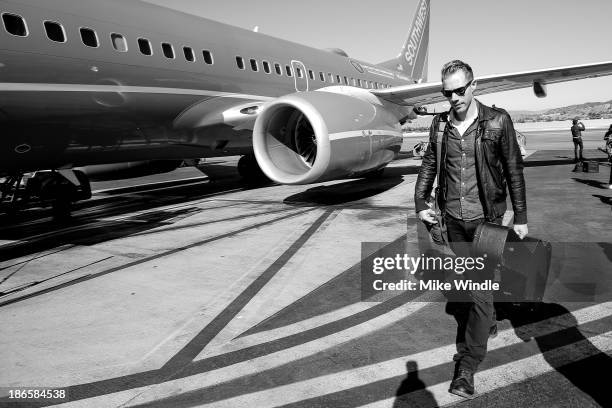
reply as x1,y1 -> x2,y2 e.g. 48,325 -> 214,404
513,224 -> 528,240
418,209 -> 438,224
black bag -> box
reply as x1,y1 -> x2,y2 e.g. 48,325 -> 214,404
472,222 -> 552,302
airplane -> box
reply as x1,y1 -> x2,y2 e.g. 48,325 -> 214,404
2,0 -> 612,216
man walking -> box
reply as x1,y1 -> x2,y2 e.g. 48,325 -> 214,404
414,60 -> 528,399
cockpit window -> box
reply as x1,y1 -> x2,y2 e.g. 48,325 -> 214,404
2,13 -> 28,37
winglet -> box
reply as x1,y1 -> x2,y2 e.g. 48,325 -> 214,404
377,0 -> 430,83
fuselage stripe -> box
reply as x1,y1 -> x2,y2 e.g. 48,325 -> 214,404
0,82 -> 275,101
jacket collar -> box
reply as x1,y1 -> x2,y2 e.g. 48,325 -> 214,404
476,99 -> 496,122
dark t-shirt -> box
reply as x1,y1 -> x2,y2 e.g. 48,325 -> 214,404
571,123 -> 584,138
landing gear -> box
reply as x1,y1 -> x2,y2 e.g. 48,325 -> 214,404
237,154 -> 268,183
0,172 -> 27,215
1,169 -> 91,220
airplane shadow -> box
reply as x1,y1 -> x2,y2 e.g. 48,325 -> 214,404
495,302 -> 612,407
0,207 -> 202,263
283,176 -> 403,206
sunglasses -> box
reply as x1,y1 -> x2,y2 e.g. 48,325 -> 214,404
441,79 -> 473,98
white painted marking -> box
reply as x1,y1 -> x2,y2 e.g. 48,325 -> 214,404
359,333 -> 612,408
115,302 -> 612,407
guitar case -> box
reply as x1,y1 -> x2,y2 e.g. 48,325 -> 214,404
472,222 -> 552,302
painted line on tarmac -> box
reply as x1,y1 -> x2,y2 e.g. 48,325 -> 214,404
0,207 -> 314,308
200,302 -> 375,358
359,333 -> 612,408
118,302 -> 612,408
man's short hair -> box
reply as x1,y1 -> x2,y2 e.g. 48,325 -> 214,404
572,119 -> 578,125
441,60 -> 474,81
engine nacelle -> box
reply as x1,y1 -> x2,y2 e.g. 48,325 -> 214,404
253,90 -> 403,184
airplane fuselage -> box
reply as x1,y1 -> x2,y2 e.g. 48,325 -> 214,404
0,0 -> 414,175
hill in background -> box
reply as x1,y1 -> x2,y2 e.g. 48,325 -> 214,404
509,100 -> 612,123
403,99 -> 612,132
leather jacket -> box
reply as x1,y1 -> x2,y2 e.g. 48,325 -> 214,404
414,101 -> 527,224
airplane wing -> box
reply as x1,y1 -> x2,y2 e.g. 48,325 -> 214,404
371,60 -> 612,107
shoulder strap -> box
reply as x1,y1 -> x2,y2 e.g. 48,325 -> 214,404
432,113 -> 448,187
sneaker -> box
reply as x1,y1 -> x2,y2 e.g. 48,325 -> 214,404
449,368 -> 475,399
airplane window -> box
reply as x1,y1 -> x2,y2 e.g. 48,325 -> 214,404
328,73 -> 333,83
351,78 -> 356,86
319,72 -> 325,82
183,46 -> 195,62
274,63 -> 282,75
250,58 -> 258,71
111,33 -> 128,52
202,50 -> 213,64
373,82 -> 378,89
262,61 -> 271,74
296,67 -> 303,78
336,75 -> 341,83
357,79 -> 362,87
236,56 -> 245,69
2,13 -> 28,37
44,21 -> 65,43
285,65 -> 293,77
161,42 -> 174,58
343,76 -> 348,85
308,70 -> 314,80
138,38 -> 152,55
80,27 -> 98,47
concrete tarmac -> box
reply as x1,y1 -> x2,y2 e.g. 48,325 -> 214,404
0,130 -> 611,407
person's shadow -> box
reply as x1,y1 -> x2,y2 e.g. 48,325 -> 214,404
496,301 -> 612,407
393,361 -> 438,408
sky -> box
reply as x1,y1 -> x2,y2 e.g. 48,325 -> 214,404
145,0 -> 612,111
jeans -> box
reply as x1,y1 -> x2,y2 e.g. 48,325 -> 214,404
573,138 -> 584,161
445,214 -> 502,372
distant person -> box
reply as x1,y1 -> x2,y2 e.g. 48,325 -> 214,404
605,125 -> 612,162
571,118 -> 585,162
414,60 -> 527,399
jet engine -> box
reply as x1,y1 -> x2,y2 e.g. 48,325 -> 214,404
253,90 -> 403,184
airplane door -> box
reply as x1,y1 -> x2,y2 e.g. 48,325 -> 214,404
291,60 -> 309,92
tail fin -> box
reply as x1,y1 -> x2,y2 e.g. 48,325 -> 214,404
378,0 -> 429,83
